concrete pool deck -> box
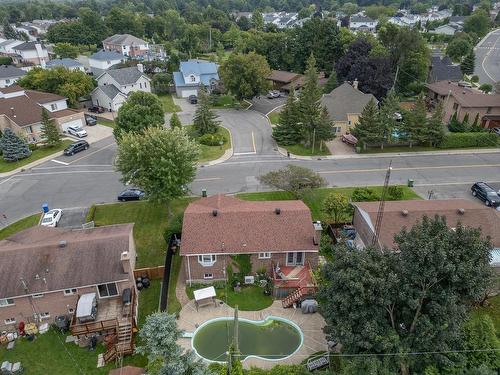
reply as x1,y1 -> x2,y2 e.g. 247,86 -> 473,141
177,299 -> 328,369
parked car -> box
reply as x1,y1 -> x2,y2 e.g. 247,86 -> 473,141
85,114 -> 97,126
471,182 -> 500,207
188,95 -> 198,104
266,90 -> 281,99
67,126 -> 87,138
41,209 -> 62,227
341,133 -> 358,146
117,188 -> 146,202
491,127 -> 500,136
64,140 -> 89,156
88,106 -> 104,113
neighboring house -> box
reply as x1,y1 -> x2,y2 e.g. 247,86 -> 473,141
46,58 -> 85,72
388,15 -> 421,27
426,81 -> 500,128
0,65 -> 26,88
267,70 -> 302,91
13,24 -> 39,41
428,55 -> 463,83
352,199 -> 500,270
0,40 -> 24,55
91,65 -> 151,111
12,42 -> 49,66
320,81 -> 378,135
262,12 -> 300,28
102,34 -> 149,58
180,195 -> 322,303
88,50 -> 124,72
430,23 -> 463,35
349,15 -> 378,32
0,85 -> 85,142
173,60 -> 219,98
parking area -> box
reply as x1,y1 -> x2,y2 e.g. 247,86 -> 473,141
64,124 -> 114,144
249,95 -> 287,115
56,207 -> 89,229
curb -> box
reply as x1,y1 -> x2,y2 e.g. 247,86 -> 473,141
200,125 -> 234,167
0,150 -> 66,178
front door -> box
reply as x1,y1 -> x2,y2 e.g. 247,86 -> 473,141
286,252 -> 304,266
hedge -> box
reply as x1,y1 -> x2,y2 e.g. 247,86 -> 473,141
439,132 -> 498,149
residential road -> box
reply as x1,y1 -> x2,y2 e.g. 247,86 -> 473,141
474,28 -> 500,84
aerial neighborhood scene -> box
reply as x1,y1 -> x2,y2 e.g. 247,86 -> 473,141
1,0 -> 500,374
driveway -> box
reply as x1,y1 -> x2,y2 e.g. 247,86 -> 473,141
249,96 -> 287,115
325,138 -> 356,156
164,96 -> 196,125
57,207 -> 89,229
64,124 -> 114,145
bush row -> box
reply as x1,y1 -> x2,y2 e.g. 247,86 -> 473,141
439,132 -> 498,149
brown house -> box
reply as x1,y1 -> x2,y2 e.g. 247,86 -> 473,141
426,81 -> 500,128
267,70 -> 327,92
180,195 -> 322,305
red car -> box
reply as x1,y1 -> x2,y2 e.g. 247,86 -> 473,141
341,133 -> 358,146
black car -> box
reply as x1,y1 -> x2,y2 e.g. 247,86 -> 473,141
64,140 -> 89,156
118,188 -> 146,202
85,114 -> 97,126
188,95 -> 198,104
471,182 -> 500,207
88,106 -> 104,113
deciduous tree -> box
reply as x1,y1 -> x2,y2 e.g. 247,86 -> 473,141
53,43 -> 79,59
40,108 -> 61,147
464,10 -> 491,37
322,192 -> 351,224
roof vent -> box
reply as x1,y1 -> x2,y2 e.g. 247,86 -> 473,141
59,240 -> 67,248
401,210 -> 409,216
458,208 -> 465,215
212,209 -> 218,217
275,208 -> 281,215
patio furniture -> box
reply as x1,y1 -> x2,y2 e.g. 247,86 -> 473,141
306,355 -> 329,371
193,286 -> 217,311
301,299 -> 318,314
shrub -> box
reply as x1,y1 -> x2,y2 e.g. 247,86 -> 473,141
85,205 -> 96,222
0,57 -> 12,65
439,132 -> 498,149
163,212 -> 184,244
351,187 -> 379,202
28,143 -> 38,151
471,75 -> 479,82
198,133 -> 226,146
387,185 -> 404,200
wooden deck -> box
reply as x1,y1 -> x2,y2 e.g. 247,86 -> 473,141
272,262 -> 317,289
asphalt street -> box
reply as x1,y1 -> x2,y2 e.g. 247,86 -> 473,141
2,109 -> 500,227
474,29 -> 500,84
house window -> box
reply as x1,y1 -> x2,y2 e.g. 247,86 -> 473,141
204,273 -> 214,279
4,318 -> 16,325
348,120 -> 352,125
0,298 -> 14,307
64,288 -> 77,296
333,126 -> 342,133
32,294 -> 44,299
144,82 -> 147,88
97,283 -> 118,298
487,107 -> 492,114
39,312 -> 50,319
198,254 -> 216,266
50,103 -> 57,111
139,82 -> 142,89
286,252 -> 304,266
258,252 -> 271,259
190,75 -> 196,82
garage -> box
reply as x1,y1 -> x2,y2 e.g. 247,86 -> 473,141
177,88 -> 198,98
61,118 -> 84,132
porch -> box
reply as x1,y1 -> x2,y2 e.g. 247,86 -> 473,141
272,262 -> 318,306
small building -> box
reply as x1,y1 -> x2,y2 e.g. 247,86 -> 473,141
89,50 -> 125,72
173,60 -> 219,98
46,58 -> 85,72
428,55 -> 462,83
102,34 -> 149,58
320,81 -> 378,135
430,23 -> 463,36
349,15 -> 378,32
12,42 -> 49,66
0,65 -> 26,88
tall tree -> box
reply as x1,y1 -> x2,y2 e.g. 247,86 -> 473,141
461,50 -> 475,75
114,92 -> 164,140
0,128 -> 31,162
272,89 -> 302,145
193,86 -> 220,135
401,94 -> 427,147
40,108 -> 61,147
169,112 -> 182,129
323,68 -> 338,94
379,89 -> 401,144
322,192 -> 351,224
464,10 -> 492,37
219,52 -> 271,100
425,101 -> 445,146
115,127 -> 199,204
352,99 -> 385,149
251,10 -> 264,31
53,43 -> 79,59
446,37 -> 472,62
460,315 -> 500,371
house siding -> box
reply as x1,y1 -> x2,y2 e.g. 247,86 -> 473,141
353,207 -> 375,247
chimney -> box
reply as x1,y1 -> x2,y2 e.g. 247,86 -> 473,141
120,251 -> 131,274
275,208 -> 281,215
352,78 -> 359,90
313,221 -> 323,245
137,63 -> 144,73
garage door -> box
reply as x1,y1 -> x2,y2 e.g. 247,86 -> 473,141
61,119 -> 84,132
181,89 -> 198,98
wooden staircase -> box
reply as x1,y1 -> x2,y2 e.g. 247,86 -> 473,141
282,287 -> 306,308
103,320 -> 134,363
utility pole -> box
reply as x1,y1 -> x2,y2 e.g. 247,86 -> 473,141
372,161 -> 392,248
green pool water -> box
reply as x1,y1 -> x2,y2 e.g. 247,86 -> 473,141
192,317 -> 302,361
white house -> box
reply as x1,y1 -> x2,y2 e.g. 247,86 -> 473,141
46,58 -> 85,72
0,65 -> 26,88
91,65 -> 151,111
173,60 -> 219,98
349,15 -> 378,32
102,34 -> 149,57
430,23 -> 462,36
12,42 -> 48,66
88,50 -> 124,71
0,40 -> 24,55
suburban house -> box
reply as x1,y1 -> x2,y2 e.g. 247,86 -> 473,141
428,55 -> 463,83
0,65 -> 26,88
180,195 -> 322,305
13,24 -> 40,41
320,81 -> 378,135
91,65 -> 151,111
426,80 -> 500,128
102,34 -> 149,57
267,70 -> 327,93
89,50 -> 125,73
0,224 -> 138,362
0,40 -> 24,55
46,58 -> 85,72
173,60 -> 219,98
349,15 -> 378,32
430,23 -> 463,35
0,85 -> 85,142
352,199 -> 500,270
12,42 -> 49,66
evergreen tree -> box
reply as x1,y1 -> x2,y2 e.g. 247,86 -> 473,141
40,108 -> 61,147
3,20 -> 19,40
379,89 -> 401,144
193,86 -> 220,136
314,107 -> 335,151
169,112 -> 182,129
323,68 -> 338,94
0,128 -> 31,162
351,99 -> 385,149
462,112 -> 470,127
402,94 -> 427,147
272,89 -> 302,145
425,101 -> 445,146
461,50 -> 475,75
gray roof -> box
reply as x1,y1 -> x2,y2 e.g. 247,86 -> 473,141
321,82 -> 378,122
0,65 -> 26,79
95,84 -> 123,100
90,50 -> 124,61
14,41 -> 45,51
103,34 -> 147,46
428,56 -> 463,83
0,39 -> 20,47
46,58 -> 83,69
100,66 -> 149,85
350,15 -> 375,23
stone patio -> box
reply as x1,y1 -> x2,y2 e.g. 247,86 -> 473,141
177,299 -> 328,369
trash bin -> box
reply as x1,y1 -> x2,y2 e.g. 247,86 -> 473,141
42,203 -> 49,213
407,179 -> 414,187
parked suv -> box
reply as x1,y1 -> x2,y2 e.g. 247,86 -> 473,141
188,95 -> 198,104
64,140 -> 89,156
471,182 -> 500,207
85,114 -> 97,126
67,125 -> 87,138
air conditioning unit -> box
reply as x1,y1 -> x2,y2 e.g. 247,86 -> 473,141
244,276 -> 255,284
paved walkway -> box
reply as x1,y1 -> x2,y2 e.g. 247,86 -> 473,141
177,299 -> 327,369
175,258 -> 191,308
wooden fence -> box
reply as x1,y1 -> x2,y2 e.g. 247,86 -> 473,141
133,266 -> 165,280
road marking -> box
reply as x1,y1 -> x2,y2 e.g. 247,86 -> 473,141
32,164 -> 114,170
68,142 -> 115,165
7,170 -> 118,177
50,159 -> 69,166
193,177 -> 222,182
318,163 -> 500,174
233,152 -> 257,156
251,131 -> 256,153
0,176 -> 15,186
480,31 -> 500,82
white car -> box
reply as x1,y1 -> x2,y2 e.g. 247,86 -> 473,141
41,209 -> 62,227
67,126 -> 87,138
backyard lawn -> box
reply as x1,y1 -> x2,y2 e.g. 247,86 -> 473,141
210,95 -> 244,109
137,279 -> 161,327
0,140 -> 72,173
0,214 -> 39,240
96,119 -> 116,128
158,93 -> 181,113
167,254 -> 183,315
471,294 -> 500,336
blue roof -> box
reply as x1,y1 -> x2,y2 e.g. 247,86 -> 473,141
174,60 -> 219,88
90,50 -> 124,61
46,58 -> 83,68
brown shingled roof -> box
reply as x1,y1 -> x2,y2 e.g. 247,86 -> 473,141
268,70 -> 301,84
426,81 -> 500,108
180,195 -> 318,255
0,224 -> 134,299
353,199 -> 500,249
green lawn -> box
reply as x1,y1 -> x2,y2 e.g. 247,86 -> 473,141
186,284 -> 273,311
238,186 -> 421,221
268,111 -> 280,125
0,214 -> 39,240
0,140 -> 72,173
0,328 -> 146,375
97,119 -> 116,128
210,95 -> 242,109
185,125 -> 232,163
138,279 -> 161,327
285,142 -> 331,156
167,253 -> 183,315
158,93 -> 181,113
92,199 -> 192,268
